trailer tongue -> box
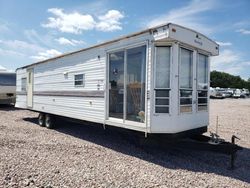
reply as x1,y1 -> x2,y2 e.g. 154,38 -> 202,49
177,134 -> 242,169
132,132 -> 242,170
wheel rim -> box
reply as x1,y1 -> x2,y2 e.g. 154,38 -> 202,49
46,116 -> 50,127
38,114 -> 44,125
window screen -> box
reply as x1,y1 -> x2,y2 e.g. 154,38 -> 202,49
179,48 -> 193,113
155,46 -> 171,113
21,78 -> 27,91
74,74 -> 85,87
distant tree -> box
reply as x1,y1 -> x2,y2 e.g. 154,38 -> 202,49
210,71 -> 250,90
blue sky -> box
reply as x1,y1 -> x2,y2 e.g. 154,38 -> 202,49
0,0 -> 250,79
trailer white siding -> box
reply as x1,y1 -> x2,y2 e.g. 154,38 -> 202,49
16,68 -> 27,108
17,32 -> 153,129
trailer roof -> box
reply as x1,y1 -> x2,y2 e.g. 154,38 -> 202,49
17,23 -> 218,70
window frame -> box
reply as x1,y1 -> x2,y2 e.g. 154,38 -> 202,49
74,74 -> 85,87
196,53 -> 209,112
179,46 -> 194,114
106,42 -> 148,123
21,77 -> 27,92
154,45 -> 172,114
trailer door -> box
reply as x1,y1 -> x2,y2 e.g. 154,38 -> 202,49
108,45 -> 147,124
27,68 -> 33,108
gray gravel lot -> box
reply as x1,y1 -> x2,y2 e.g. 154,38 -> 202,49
0,99 -> 249,187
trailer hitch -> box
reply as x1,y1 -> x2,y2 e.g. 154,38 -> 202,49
209,131 -> 224,145
231,135 -> 240,170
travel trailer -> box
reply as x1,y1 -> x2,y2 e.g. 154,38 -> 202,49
15,23 -> 219,137
0,72 -> 16,104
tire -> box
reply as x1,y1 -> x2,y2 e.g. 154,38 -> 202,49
38,113 -> 45,127
45,114 -> 54,129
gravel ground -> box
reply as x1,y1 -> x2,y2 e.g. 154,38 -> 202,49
0,99 -> 249,188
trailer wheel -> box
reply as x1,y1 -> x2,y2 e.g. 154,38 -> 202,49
45,114 -> 54,129
38,113 -> 45,127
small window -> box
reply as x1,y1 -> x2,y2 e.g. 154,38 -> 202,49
74,74 -> 85,87
21,78 -> 27,91
28,72 -> 31,83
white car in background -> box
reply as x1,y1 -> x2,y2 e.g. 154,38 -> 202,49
233,89 -> 242,98
210,87 -> 224,99
242,88 -> 249,97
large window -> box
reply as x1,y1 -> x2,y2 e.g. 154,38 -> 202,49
179,48 -> 193,113
154,46 -> 171,113
21,77 -> 27,91
197,54 -> 208,111
0,73 -> 16,86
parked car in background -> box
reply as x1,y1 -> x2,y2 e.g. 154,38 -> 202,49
210,87 -> 225,99
216,88 -> 232,98
233,89 -> 242,98
242,88 -> 249,97
0,72 -> 16,104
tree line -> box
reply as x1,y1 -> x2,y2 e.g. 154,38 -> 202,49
210,70 -> 250,90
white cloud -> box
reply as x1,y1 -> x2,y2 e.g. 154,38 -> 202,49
0,24 -> 9,32
218,61 -> 250,79
0,48 -> 25,57
0,39 -> 45,53
30,49 -> 62,61
0,64 -> 14,72
24,29 -> 53,48
55,37 -> 85,46
211,49 -> 239,68
96,10 -> 124,31
42,8 -> 124,34
211,49 -> 250,77
0,38 -> 63,64
216,41 -> 232,46
146,0 -> 216,35
0,65 -> 7,71
237,28 -> 250,35
42,8 -> 96,34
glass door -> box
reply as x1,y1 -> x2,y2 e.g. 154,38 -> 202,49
108,45 -> 146,123
109,51 -> 125,119
126,46 -> 146,122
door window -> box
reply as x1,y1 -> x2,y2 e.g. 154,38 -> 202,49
108,45 -> 147,122
109,51 -> 124,119
126,46 -> 146,122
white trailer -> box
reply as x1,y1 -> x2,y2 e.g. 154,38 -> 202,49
0,72 -> 16,104
15,23 -> 219,137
